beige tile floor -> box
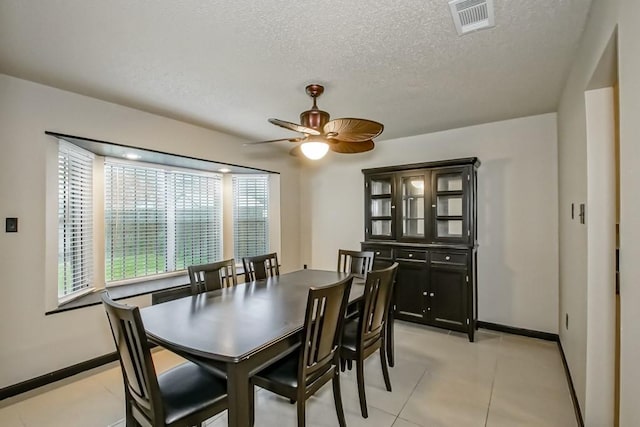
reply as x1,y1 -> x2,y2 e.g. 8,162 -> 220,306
0,322 -> 577,427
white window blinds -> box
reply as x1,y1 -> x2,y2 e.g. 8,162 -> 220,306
105,160 -> 222,282
233,175 -> 269,260
105,162 -> 169,281
172,171 -> 222,270
58,141 -> 94,298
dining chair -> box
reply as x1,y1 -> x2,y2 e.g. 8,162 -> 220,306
242,252 -> 280,282
340,263 -> 399,418
339,250 -> 375,322
188,258 -> 238,295
250,275 -> 354,427
337,249 -> 375,278
100,292 -> 228,427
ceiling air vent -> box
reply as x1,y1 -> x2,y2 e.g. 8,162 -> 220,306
448,0 -> 495,35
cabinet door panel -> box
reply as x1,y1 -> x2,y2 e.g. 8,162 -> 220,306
431,167 -> 470,244
395,262 -> 427,320
397,171 -> 431,242
429,265 -> 467,328
365,174 -> 396,240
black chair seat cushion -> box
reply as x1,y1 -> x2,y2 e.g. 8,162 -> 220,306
341,319 -> 359,352
254,350 -> 300,390
158,362 -> 227,425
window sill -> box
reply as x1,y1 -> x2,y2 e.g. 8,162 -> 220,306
57,286 -> 96,305
46,267 -> 250,315
46,274 -> 191,316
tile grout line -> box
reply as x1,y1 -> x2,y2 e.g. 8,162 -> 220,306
483,335 -> 502,427
391,364 -> 429,426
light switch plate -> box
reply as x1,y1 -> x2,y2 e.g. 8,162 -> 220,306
6,217 -> 18,232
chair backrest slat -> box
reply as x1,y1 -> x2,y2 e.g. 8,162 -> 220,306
188,259 -> 238,294
359,263 -> 398,347
101,293 -> 163,423
242,253 -> 280,282
337,249 -> 375,277
300,276 -> 353,381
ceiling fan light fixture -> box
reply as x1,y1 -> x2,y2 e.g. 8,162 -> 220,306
300,140 -> 329,160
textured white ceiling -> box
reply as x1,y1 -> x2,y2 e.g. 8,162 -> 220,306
0,0 -> 592,142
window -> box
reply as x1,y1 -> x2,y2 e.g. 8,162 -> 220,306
50,133 -> 281,310
233,175 -> 269,260
172,171 -> 222,270
58,141 -> 94,298
104,162 -> 168,281
105,160 -> 222,283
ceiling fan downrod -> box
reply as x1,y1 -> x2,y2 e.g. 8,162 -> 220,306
300,84 -> 330,131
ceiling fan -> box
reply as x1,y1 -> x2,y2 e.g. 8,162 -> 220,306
246,84 -> 384,160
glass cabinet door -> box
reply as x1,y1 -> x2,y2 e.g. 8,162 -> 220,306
432,168 -> 468,243
396,171 -> 430,241
366,175 -> 394,239
400,175 -> 425,238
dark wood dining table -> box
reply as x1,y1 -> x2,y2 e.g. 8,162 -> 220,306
140,269 -> 364,427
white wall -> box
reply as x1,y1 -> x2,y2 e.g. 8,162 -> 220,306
0,74 -> 302,388
585,87 -> 616,426
302,113 -> 559,334
556,1 -> 619,416
617,1 -> 640,424
557,0 -> 640,424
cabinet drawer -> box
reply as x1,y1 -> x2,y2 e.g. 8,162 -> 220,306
363,246 -> 393,259
395,249 -> 427,262
430,252 -> 467,265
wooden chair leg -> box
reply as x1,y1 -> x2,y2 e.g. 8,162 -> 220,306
356,359 -> 368,418
380,344 -> 392,392
386,314 -> 395,367
332,369 -> 347,427
297,399 -> 306,427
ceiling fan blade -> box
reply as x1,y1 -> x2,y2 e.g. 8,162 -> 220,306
244,137 -> 303,146
323,118 -> 384,142
329,139 -> 375,154
268,118 -> 321,136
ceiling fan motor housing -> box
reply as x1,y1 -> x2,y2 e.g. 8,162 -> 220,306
300,108 -> 330,131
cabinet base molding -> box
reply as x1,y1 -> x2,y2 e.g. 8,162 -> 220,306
476,321 -> 559,342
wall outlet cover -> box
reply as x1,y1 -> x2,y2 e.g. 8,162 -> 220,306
5,217 -> 18,232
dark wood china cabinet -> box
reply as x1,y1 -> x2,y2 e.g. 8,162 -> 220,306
362,158 -> 479,341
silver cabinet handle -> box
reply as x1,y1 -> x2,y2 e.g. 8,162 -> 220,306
430,292 -> 435,297
376,251 -> 381,255
423,292 -> 427,296
408,253 -> 413,258
445,256 -> 450,261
